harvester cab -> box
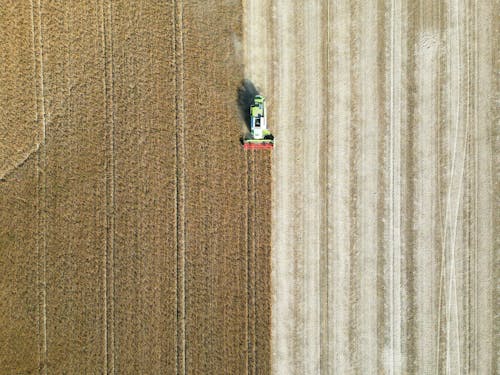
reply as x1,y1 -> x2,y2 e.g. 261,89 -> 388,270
243,95 -> 274,150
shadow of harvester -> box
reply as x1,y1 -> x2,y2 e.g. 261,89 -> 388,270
237,79 -> 260,133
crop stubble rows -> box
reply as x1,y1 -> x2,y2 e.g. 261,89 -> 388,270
265,0 -> 497,373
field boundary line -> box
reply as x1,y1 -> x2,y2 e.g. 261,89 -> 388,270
252,152 -> 257,375
245,152 -> 250,374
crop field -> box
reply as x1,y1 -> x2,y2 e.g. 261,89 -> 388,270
0,0 -> 271,374
0,0 -> 497,374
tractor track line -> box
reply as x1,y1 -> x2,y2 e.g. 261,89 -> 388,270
32,0 -> 48,372
101,0 -> 116,372
174,0 -> 186,373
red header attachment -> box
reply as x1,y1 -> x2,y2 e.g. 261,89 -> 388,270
243,143 -> 274,150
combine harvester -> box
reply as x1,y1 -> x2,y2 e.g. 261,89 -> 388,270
242,95 -> 274,150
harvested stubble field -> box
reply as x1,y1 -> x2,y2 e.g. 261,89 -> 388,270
0,1 -> 270,374
245,0 -> 497,373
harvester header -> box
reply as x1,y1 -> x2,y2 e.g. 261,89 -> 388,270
242,95 -> 274,150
